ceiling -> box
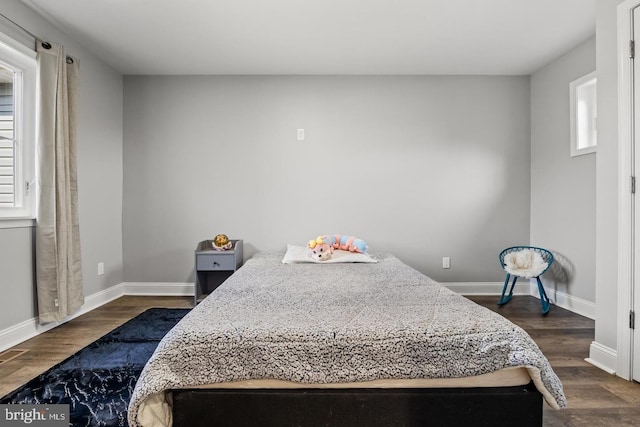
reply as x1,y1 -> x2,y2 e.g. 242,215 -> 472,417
21,0 -> 596,76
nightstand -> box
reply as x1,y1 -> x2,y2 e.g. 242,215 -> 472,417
194,239 -> 243,305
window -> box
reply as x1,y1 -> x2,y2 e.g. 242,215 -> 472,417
0,34 -> 36,224
570,71 -> 597,157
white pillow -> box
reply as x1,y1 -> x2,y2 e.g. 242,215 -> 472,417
281,244 -> 377,264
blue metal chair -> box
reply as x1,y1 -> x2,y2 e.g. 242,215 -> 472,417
498,246 -> 554,315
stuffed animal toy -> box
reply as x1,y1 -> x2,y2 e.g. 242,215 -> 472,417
212,234 -> 232,251
307,236 -> 334,261
307,234 -> 367,261
323,234 -> 367,253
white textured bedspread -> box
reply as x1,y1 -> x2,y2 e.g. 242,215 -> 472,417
128,252 -> 566,426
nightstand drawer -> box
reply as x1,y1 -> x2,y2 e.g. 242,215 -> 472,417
196,254 -> 236,271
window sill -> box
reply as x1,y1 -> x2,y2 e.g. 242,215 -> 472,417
0,218 -> 36,229
570,146 -> 597,157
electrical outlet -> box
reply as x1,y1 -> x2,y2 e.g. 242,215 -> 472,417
98,262 -> 104,275
297,129 -> 305,141
54,298 -> 59,307
442,257 -> 451,269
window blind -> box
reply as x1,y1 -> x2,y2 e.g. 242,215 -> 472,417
0,81 -> 14,207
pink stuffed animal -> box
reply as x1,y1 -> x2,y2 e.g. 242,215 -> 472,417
307,235 -> 367,261
307,236 -> 334,261
324,234 -> 367,253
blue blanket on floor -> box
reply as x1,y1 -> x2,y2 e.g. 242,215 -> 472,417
0,308 -> 189,427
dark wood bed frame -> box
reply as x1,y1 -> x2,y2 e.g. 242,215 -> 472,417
172,382 -> 542,427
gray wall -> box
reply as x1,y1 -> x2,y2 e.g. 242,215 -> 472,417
0,226 -> 35,329
123,75 -> 531,283
530,37 -> 596,303
0,0 -> 123,330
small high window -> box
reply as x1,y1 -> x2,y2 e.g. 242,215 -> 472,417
570,71 -> 597,157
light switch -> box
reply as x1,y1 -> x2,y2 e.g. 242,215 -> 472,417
442,257 -> 451,269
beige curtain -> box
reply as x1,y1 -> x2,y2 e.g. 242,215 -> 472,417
35,40 -> 83,324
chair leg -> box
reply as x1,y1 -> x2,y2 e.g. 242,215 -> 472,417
536,277 -> 550,315
498,274 -> 517,306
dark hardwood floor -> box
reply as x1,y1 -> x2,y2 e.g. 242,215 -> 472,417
1,294 -> 639,426
468,295 -> 640,427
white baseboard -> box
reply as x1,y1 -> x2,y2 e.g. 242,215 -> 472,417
586,341 -> 617,375
0,283 -> 125,353
443,281 -> 596,320
0,282 -> 193,353
443,281 -> 527,295
122,282 -> 194,296
542,286 -> 596,320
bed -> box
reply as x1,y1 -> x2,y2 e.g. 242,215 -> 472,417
128,251 -> 566,427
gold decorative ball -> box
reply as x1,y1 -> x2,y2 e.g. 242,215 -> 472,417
214,234 -> 229,247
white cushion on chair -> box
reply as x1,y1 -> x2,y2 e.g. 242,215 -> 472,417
503,249 -> 548,279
